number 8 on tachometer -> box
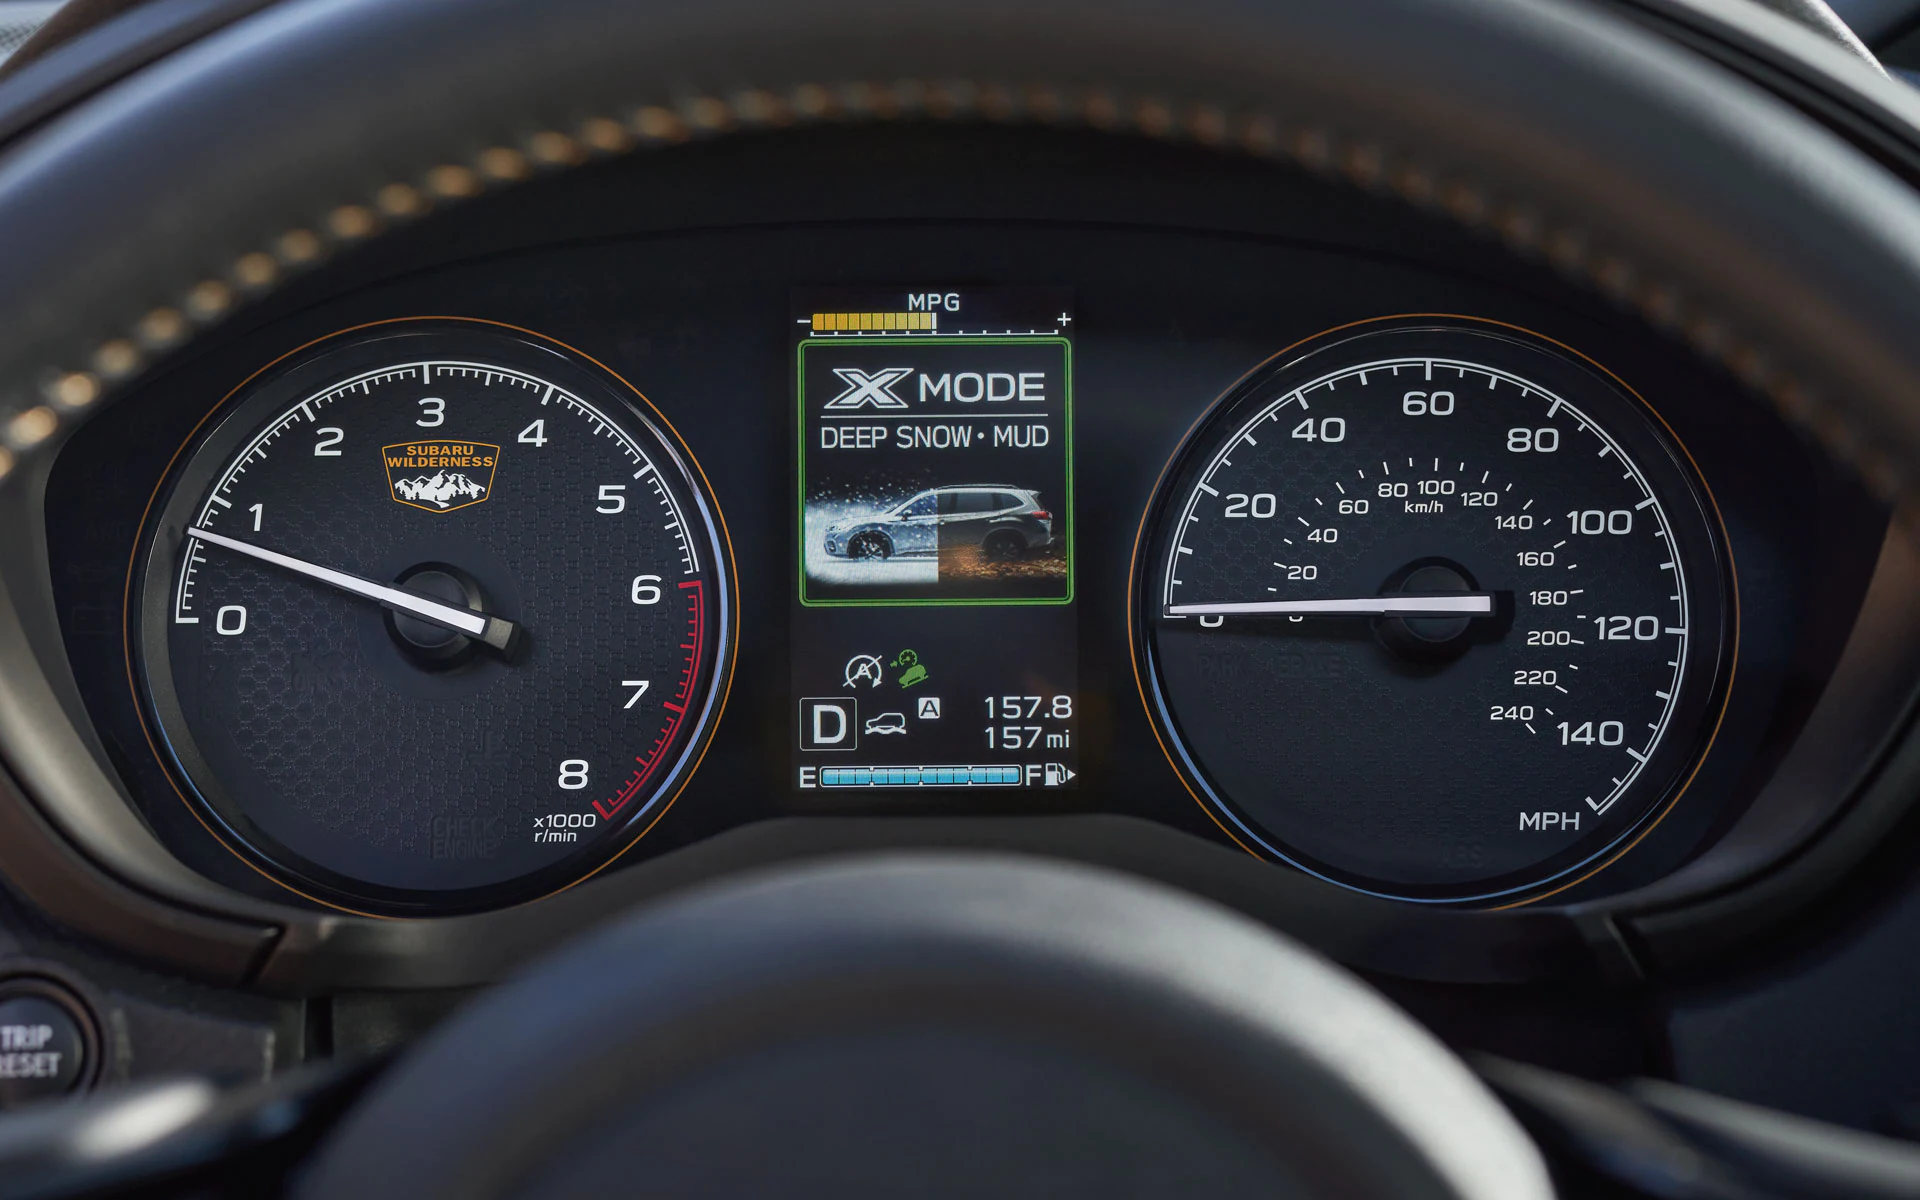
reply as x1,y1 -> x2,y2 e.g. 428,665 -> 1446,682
133,318 -> 734,916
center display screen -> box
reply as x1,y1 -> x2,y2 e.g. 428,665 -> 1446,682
791,287 -> 1079,796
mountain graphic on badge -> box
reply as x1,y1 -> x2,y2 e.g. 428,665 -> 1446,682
383,441 -> 501,513
394,472 -> 486,507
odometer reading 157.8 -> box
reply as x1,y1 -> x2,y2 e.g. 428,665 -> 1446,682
1136,320 -> 1730,904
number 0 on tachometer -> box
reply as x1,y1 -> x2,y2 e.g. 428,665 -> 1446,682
133,319 -> 733,915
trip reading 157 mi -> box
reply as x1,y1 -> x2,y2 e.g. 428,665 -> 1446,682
984,694 -> 1074,751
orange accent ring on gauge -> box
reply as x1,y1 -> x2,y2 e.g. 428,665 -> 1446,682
1126,313 -> 1736,908
124,316 -> 738,919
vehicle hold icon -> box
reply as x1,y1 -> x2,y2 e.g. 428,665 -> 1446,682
891,649 -> 929,687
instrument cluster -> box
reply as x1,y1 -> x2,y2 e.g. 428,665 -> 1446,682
34,153 -> 1889,923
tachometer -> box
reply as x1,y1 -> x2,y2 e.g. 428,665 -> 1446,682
1133,318 -> 1731,904
133,319 -> 733,915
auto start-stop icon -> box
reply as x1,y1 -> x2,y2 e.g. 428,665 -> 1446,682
843,654 -> 884,688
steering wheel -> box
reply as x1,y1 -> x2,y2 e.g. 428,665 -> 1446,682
3,0 -> 1920,1195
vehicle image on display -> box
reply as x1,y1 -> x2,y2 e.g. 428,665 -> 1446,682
822,485 -> 1055,560
2,0 -> 1920,1194
796,317 -> 1075,604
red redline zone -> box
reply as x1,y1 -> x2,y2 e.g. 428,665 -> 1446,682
593,579 -> 706,821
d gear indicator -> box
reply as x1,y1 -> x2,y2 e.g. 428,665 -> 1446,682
791,288 -> 1079,798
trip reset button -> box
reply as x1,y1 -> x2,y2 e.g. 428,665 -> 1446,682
0,986 -> 89,1107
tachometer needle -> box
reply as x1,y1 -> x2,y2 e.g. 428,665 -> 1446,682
185,526 -> 520,651
1167,594 -> 1497,618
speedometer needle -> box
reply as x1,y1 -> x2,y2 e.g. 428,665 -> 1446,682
1167,595 -> 1497,618
185,526 -> 521,651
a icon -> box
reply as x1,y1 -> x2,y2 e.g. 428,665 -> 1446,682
383,440 -> 499,513
916,696 -> 942,720
823,366 -> 913,411
843,654 -> 885,689
800,698 -> 858,751
864,712 -> 908,736
891,649 -> 929,687
1044,764 -> 1076,786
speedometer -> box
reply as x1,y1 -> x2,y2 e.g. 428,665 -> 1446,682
1133,318 -> 1731,904
133,319 -> 733,915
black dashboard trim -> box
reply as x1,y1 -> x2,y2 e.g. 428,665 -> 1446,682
0,761 -> 275,988
0,0 -> 276,146
1616,527 -> 1920,968
1588,520 -> 1920,968
1615,0 -> 1920,182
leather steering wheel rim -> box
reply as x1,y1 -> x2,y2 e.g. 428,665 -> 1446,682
0,0 -> 1916,508
294,854 -> 1557,1200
